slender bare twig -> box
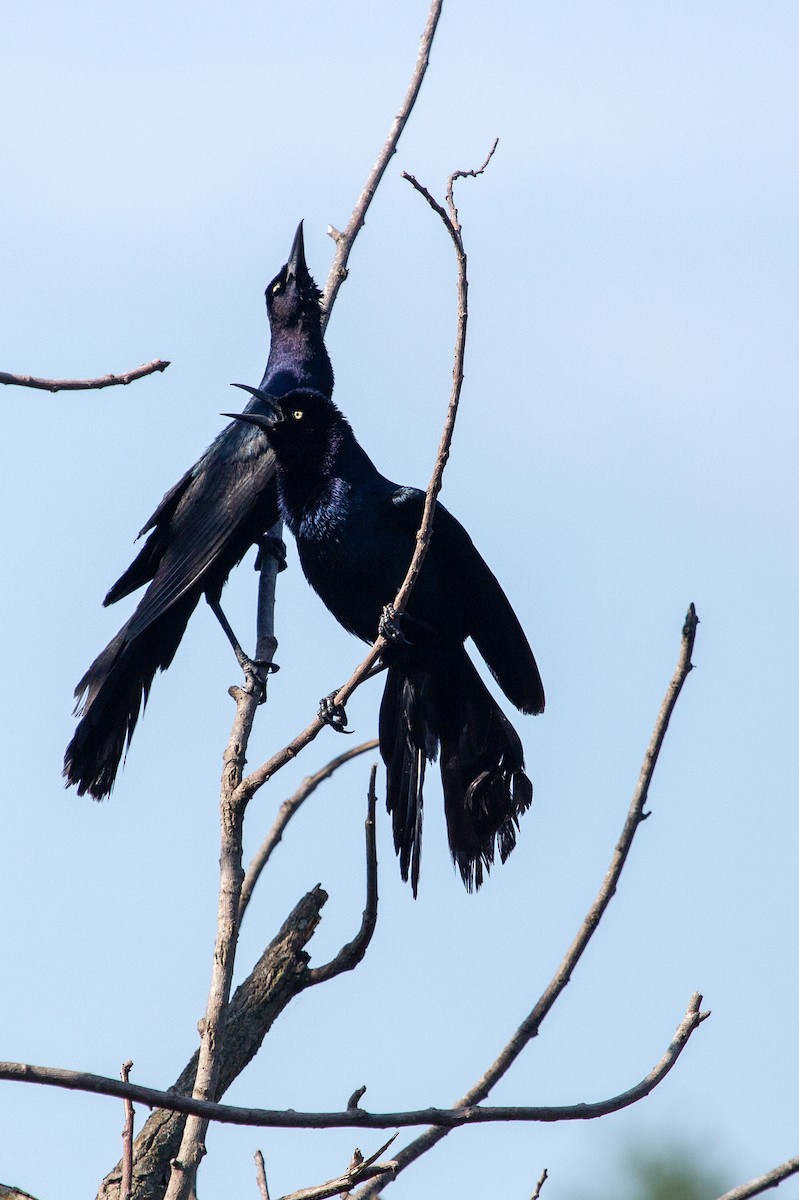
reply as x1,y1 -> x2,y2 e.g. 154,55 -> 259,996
277,1139 -> 399,1200
119,1060 -> 134,1200
353,604 -> 700,1196
255,1150 -> 271,1200
0,359 -> 169,391
530,1168 -> 548,1200
715,1155 -> 799,1200
0,991 -> 707,1127
275,1166 -> 392,1200
304,765 -> 379,987
239,740 -> 378,923
320,0 -> 443,329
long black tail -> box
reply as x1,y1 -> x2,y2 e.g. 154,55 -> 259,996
63,594 -> 197,799
379,648 -> 533,895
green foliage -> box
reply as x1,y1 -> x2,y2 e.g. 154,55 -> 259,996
567,1141 -> 729,1200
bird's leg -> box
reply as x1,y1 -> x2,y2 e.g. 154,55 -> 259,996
255,534 -> 287,573
318,691 -> 353,734
378,603 -> 411,645
206,595 -> 279,701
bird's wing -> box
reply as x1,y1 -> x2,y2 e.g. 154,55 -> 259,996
121,423 -> 278,641
390,488 -> 545,715
104,469 -> 197,605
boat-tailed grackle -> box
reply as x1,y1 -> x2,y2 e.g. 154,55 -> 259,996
227,387 -> 545,894
64,224 -> 333,799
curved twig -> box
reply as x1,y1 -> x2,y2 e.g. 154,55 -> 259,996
239,740 -> 378,923
0,359 -> 169,392
0,991 -> 708,1128
715,1155 -> 799,1200
304,765 -> 379,987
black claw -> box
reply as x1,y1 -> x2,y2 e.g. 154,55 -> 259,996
255,535 -> 288,572
379,603 -> 410,645
318,692 -> 353,734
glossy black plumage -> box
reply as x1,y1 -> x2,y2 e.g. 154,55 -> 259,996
229,389 -> 545,894
64,225 -> 333,799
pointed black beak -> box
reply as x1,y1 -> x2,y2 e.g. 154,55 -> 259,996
286,220 -> 307,282
225,383 -> 281,428
222,410 -> 276,433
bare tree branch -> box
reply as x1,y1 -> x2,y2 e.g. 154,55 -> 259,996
353,603 -> 701,1196
276,1136 -> 399,1200
119,1061 -> 134,1200
304,765 -> 379,988
239,740 -> 378,923
0,991 -> 708,1129
715,1155 -> 799,1200
530,1167 -> 548,1200
255,1150 -> 271,1200
320,0 -> 443,329
0,359 -> 169,392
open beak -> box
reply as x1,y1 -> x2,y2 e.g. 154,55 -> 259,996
224,383 -> 281,429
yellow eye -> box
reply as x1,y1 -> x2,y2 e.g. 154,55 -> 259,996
271,280 -> 283,296
292,409 -> 304,420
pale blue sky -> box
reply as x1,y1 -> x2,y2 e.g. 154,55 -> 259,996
1,3 -> 798,1197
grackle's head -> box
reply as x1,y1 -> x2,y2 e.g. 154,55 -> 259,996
265,221 -> 324,332
225,386 -> 347,463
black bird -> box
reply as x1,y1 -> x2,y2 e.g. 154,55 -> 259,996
227,388 -> 545,894
64,224 -> 333,799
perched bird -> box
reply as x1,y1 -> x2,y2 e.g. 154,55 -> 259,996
64,224 -> 333,799
227,388 -> 545,894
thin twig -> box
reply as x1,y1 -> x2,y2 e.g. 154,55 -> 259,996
239,741 -> 378,924
320,0 -> 443,329
0,992 -> 707,1127
715,1155 -> 799,1200
353,604 -> 701,1196
255,1149 -> 271,1200
0,359 -> 169,392
304,765 -> 379,987
120,1060 -> 134,1200
530,1168 -> 548,1200
275,1160 -> 396,1200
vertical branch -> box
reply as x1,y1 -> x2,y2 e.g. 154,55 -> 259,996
162,8 -> 446,1199
119,1060 -> 134,1200
255,1149 -> 272,1200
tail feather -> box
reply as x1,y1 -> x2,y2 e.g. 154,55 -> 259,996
379,649 -> 533,894
64,595 -> 196,799
379,664 -> 434,895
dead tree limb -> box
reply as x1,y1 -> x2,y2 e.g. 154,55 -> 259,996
0,990 -> 708,1130
0,359 -> 169,391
